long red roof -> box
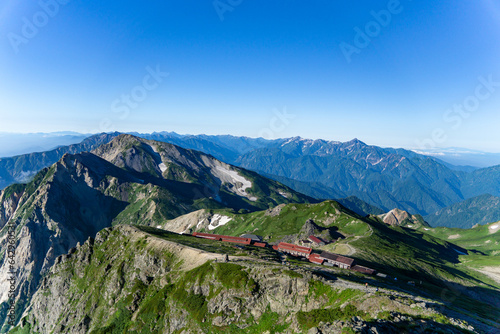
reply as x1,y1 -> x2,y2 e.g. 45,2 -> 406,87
277,242 -> 312,255
319,251 -> 355,266
309,236 -> 324,244
192,232 -> 251,244
307,253 -> 324,264
351,265 -> 376,275
309,258 -> 324,264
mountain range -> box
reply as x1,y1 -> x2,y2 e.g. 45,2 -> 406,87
2,132 -> 500,227
424,194 -> 500,229
0,134 -> 499,333
0,134 -> 311,330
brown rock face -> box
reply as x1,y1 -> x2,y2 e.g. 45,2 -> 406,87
0,187 -> 24,229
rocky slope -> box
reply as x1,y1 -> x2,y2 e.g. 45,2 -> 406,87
0,184 -> 25,229
92,134 -> 313,210
378,208 -> 430,229
13,225 -> 479,334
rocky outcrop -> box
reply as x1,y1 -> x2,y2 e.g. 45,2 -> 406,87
378,208 -> 430,228
297,219 -> 338,243
0,185 -> 25,229
0,156 -> 129,331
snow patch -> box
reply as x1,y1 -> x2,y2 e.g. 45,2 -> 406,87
281,137 -> 301,146
151,145 -> 168,174
208,214 -> 232,230
489,223 -> 500,234
201,156 -> 257,202
279,190 -> 290,198
214,165 -> 255,200
196,220 -> 204,229
424,228 -> 429,231
303,139 -> 314,147
394,157 -> 405,168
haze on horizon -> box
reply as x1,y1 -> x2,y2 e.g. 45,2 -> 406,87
1,1 -> 500,152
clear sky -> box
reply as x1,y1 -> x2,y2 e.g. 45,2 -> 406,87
1,0 -> 499,151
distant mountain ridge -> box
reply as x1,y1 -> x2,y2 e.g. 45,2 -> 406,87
0,132 -> 88,158
425,194 -> 500,229
234,137 -> 465,215
2,132 -> 500,224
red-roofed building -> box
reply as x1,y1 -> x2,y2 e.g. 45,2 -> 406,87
308,253 -> 324,265
253,242 -> 267,248
319,251 -> 355,269
309,235 -> 325,246
352,265 -> 376,275
221,236 -> 251,245
276,242 -> 312,257
192,232 -> 218,240
192,232 -> 251,245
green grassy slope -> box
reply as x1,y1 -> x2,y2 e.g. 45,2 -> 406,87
200,201 -> 500,329
212,200 -> 370,243
12,225 -> 485,334
416,221 -> 500,256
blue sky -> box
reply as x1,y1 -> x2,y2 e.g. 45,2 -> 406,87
1,0 -> 500,151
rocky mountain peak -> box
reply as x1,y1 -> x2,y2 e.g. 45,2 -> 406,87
378,208 -> 429,228
381,208 -> 411,226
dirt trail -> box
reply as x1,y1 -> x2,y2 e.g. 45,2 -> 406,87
344,243 -> 356,256
341,222 -> 373,256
